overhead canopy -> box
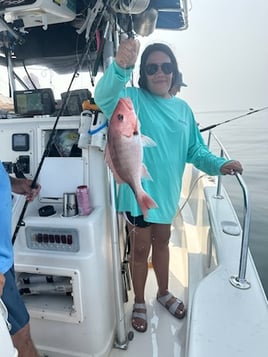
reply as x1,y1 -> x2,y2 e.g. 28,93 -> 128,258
0,0 -> 188,73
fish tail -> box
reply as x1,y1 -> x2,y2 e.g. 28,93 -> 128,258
137,192 -> 158,218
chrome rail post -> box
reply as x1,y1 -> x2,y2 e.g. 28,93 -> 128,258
214,148 -> 224,199
206,130 -> 251,289
207,132 -> 223,199
229,173 -> 251,289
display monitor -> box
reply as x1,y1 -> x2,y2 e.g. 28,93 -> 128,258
61,89 -> 91,116
13,88 -> 56,117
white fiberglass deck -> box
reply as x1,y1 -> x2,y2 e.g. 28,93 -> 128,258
110,221 -> 188,357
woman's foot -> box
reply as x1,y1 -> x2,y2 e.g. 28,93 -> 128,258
132,303 -> 147,332
157,291 -> 186,319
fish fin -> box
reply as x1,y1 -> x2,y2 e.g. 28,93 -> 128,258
105,145 -> 124,184
141,164 -> 153,180
141,135 -> 157,148
136,192 -> 158,218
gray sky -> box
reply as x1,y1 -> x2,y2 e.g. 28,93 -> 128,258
1,0 -> 267,114
139,0 -> 268,112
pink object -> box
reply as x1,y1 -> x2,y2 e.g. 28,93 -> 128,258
76,185 -> 91,216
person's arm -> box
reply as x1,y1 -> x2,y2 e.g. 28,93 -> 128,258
94,38 -> 140,118
187,112 -> 243,176
10,176 -> 41,201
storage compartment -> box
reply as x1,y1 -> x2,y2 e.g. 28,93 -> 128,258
16,267 -> 83,323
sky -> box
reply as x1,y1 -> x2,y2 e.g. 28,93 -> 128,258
137,0 -> 268,113
1,0 -> 267,115
56,0 -> 268,114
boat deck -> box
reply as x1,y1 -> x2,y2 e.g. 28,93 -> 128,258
110,222 -> 188,357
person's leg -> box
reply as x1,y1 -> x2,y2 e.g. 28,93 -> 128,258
3,267 -> 39,356
127,220 -> 152,332
151,224 -> 186,319
151,223 -> 171,295
12,323 -> 39,357
127,222 -> 152,303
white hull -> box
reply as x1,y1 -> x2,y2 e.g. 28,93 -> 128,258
0,115 -> 267,357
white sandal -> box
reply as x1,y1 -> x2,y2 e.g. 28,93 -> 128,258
157,292 -> 186,319
132,303 -> 147,332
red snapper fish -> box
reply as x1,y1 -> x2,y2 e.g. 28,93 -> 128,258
105,97 -> 157,217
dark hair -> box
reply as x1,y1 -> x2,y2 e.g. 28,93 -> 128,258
138,43 -> 179,91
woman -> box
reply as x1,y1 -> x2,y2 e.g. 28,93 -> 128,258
94,38 -> 243,333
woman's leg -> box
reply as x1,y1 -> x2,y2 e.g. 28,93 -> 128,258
127,222 -> 152,332
127,222 -> 152,303
151,224 -> 171,296
151,224 -> 186,319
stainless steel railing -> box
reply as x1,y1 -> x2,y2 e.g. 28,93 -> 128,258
207,131 -> 251,289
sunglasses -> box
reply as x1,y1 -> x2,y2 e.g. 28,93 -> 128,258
145,62 -> 174,76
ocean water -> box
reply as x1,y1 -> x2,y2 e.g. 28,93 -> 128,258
196,110 -> 268,297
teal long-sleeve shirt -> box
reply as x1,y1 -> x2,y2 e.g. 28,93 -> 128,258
94,61 -> 227,224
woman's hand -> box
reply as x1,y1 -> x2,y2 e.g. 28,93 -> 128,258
115,38 -> 140,69
220,160 -> 243,175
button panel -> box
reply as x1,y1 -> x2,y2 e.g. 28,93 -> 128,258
26,227 -> 79,252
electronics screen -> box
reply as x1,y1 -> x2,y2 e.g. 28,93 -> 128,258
13,88 -> 56,117
12,133 -> 30,151
61,89 -> 91,116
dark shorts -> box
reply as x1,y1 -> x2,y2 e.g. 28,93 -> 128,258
2,267 -> 29,335
125,212 -> 152,228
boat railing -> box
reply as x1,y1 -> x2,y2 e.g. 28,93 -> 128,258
207,130 -> 251,289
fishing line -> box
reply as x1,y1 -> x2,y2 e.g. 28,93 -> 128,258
199,106 -> 268,132
177,173 -> 206,214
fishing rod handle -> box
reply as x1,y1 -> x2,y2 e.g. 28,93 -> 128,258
200,124 -> 217,132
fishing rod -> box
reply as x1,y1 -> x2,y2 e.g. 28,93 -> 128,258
199,106 -> 268,132
12,62 -> 85,245
11,6 -> 109,245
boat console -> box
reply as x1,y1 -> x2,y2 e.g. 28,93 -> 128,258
0,112 -> 116,356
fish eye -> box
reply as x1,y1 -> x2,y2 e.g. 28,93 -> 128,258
117,114 -> 124,121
